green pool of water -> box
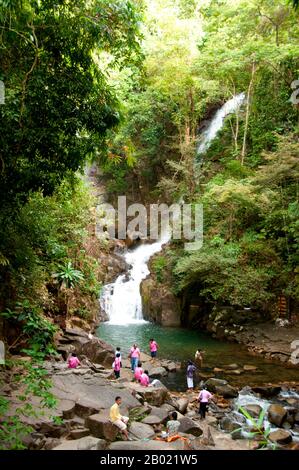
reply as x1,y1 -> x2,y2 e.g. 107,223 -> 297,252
97,322 -> 299,391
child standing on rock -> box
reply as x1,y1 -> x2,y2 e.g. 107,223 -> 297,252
113,352 -> 122,379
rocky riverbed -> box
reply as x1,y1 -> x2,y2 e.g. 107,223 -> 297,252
1,327 -> 299,451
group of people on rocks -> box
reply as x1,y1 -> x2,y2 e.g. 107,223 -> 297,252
112,339 -> 158,383
67,341 -> 213,441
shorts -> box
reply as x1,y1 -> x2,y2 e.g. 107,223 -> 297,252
112,416 -> 129,431
151,351 -> 157,358
187,377 -> 194,389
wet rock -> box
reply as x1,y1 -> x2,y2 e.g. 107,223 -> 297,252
226,364 -> 239,370
220,416 -> 243,436
251,386 -> 281,398
205,378 -> 228,390
53,436 -> 107,450
242,404 -> 263,419
148,367 -> 167,378
269,429 -> 292,445
129,422 -> 155,440
85,412 -> 119,441
243,365 -> 257,371
282,422 -> 292,430
166,362 -> 177,373
226,370 -> 243,375
178,417 -> 203,436
295,412 -> 299,424
268,404 -> 287,427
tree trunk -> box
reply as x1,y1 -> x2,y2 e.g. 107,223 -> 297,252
241,61 -> 256,165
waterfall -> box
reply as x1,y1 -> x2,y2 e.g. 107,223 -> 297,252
197,92 -> 245,157
100,231 -> 170,325
100,94 -> 245,325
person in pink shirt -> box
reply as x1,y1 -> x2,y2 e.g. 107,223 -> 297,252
149,338 -> 158,360
198,387 -> 213,419
113,353 -> 122,379
68,352 -> 80,369
128,343 -> 140,372
139,370 -> 150,387
134,361 -> 143,381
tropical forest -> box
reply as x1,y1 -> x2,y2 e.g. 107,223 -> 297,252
0,0 -> 299,455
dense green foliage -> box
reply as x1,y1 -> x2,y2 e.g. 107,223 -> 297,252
0,0 -> 142,320
106,0 -> 299,315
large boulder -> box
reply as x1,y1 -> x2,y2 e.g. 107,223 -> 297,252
85,412 -> 119,441
142,415 -> 162,425
204,378 -> 228,390
178,417 -> 203,436
51,374 -> 141,412
137,387 -> 170,406
214,384 -> 238,398
175,398 -> 189,414
74,398 -> 102,418
141,277 -> 181,327
268,404 -> 287,427
129,422 -> 156,440
269,429 -> 292,445
148,406 -> 170,424
148,367 -> 168,378
53,436 -> 107,450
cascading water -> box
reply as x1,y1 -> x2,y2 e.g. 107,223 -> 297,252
100,94 -> 245,325
196,92 -> 245,157
100,231 -> 170,325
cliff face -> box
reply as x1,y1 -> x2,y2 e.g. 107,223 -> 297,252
140,275 -> 181,327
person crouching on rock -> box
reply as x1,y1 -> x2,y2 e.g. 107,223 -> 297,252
198,386 -> 213,419
68,352 -> 81,369
134,361 -> 143,382
113,353 -> 121,379
166,411 -> 181,437
139,369 -> 150,387
109,396 -> 129,440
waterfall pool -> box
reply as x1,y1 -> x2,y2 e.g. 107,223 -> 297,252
97,322 -> 299,391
